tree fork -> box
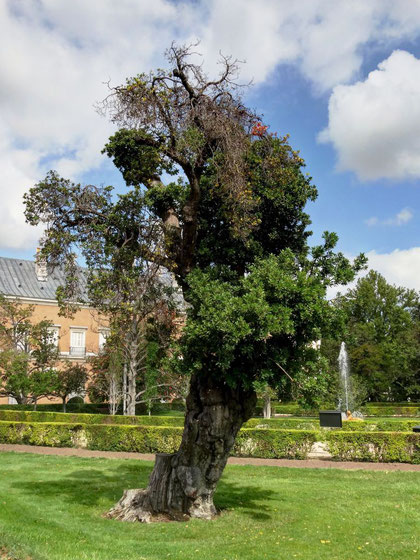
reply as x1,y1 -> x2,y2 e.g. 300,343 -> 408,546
106,373 -> 256,522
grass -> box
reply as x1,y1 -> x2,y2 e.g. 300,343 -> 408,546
0,453 -> 419,560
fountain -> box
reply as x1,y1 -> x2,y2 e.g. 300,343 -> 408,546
338,342 -> 351,413
338,342 -> 363,420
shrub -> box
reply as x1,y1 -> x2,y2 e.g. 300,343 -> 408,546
0,409 -> 185,426
324,431 -> 420,463
0,421 -> 316,459
1,420 -> 418,462
361,405 -> 420,417
235,429 -> 317,459
0,401 -> 186,415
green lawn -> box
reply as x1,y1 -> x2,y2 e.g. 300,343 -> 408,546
0,452 -> 419,560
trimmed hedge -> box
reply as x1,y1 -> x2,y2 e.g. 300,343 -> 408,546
1,410 -> 419,433
274,403 -> 420,417
0,421 -> 316,459
0,421 -> 183,453
1,420 -> 419,462
325,431 -> 420,463
2,401 -> 418,418
361,405 -> 420,417
234,428 -> 317,459
0,409 -> 185,427
0,400 -> 186,415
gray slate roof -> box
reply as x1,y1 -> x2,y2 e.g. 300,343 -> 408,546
0,256 -> 84,301
0,257 -> 185,309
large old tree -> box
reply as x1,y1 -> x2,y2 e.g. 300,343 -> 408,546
24,44 -> 365,522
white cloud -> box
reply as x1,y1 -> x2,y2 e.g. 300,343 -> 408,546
0,0 -> 180,249
196,0 -> 420,91
2,1 -> 420,249
320,50 -> 420,180
366,208 -> 414,227
328,247 -> 420,298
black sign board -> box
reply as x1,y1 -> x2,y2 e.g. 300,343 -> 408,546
319,410 -> 343,428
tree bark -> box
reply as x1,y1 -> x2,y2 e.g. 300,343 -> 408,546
125,325 -> 139,417
107,373 -> 256,522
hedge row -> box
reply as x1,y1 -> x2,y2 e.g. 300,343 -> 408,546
0,400 -> 186,415
0,420 -> 418,462
324,431 -> 420,463
0,409 -> 185,427
361,406 -> 420,417
1,410 -> 419,432
0,421 -> 316,459
273,403 -> 420,417
246,417 -> 420,432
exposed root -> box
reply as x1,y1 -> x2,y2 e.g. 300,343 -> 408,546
105,488 -> 191,523
106,489 -> 153,523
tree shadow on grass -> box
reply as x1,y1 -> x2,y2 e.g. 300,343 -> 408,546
11,462 -> 153,508
13,461 -> 278,521
215,479 -> 276,520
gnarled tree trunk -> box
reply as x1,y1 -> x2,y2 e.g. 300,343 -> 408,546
107,372 -> 256,522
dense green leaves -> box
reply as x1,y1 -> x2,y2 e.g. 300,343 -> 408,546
323,271 -> 420,401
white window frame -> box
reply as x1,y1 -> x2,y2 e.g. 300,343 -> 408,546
47,325 -> 60,347
70,327 -> 87,357
98,328 -> 110,352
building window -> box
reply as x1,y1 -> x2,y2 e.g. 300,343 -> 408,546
47,326 -> 60,347
70,328 -> 86,357
98,328 -> 110,353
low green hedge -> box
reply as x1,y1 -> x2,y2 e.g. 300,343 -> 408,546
0,401 -> 186,415
0,409 -> 185,427
341,419 -> 420,432
234,428 -> 317,459
1,410 -> 419,432
245,417 -> 319,430
1,420 -> 419,462
325,431 -> 420,463
0,421 -> 183,454
361,406 -> 420,417
246,417 -> 420,432
0,421 -> 316,459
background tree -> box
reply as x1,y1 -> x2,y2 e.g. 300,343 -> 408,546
88,314 -> 181,416
88,344 -> 125,415
51,362 -> 88,412
24,171 -> 179,416
322,270 -> 420,402
0,296 -> 59,408
24,44 -> 365,522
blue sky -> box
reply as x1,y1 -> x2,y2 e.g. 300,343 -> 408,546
1,0 -> 419,293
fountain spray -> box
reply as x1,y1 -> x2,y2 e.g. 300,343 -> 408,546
338,341 -> 350,412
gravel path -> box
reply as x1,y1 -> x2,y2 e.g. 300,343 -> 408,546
1,443 -> 419,471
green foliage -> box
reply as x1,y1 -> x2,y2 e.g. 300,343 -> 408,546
362,404 -> 420,417
325,431 -> 420,463
3,409 -> 418,432
0,409 -> 185,426
102,129 -> 176,188
323,270 -> 420,402
234,428 -> 317,459
1,416 -> 419,462
51,362 -> 88,411
180,250 -> 345,392
0,297 -> 59,405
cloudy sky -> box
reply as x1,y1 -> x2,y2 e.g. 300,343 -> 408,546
1,0 -> 419,293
